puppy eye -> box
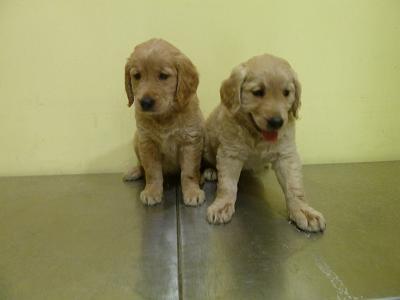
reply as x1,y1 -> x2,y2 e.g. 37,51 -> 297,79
283,89 -> 290,97
133,73 -> 141,80
252,89 -> 265,97
159,72 -> 169,80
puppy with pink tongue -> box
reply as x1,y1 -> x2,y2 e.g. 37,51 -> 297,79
204,54 -> 326,233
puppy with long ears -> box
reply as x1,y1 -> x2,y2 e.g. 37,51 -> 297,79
123,39 -> 205,206
204,54 -> 326,232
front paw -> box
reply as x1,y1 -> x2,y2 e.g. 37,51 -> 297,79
140,185 -> 163,206
183,187 -> 205,206
207,199 -> 235,224
289,203 -> 326,232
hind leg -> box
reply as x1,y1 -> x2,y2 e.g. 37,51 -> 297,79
123,165 -> 144,181
123,134 -> 144,181
200,168 -> 218,185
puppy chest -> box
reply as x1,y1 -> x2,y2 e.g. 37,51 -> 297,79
243,147 -> 279,171
159,136 -> 178,160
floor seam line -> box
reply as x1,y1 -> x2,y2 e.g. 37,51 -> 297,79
176,183 -> 183,300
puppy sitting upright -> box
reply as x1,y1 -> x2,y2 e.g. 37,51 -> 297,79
124,39 -> 205,206
204,54 -> 326,232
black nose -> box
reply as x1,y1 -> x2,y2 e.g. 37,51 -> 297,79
140,97 -> 155,111
267,117 -> 284,129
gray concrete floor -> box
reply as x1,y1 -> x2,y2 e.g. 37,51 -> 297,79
0,162 -> 399,300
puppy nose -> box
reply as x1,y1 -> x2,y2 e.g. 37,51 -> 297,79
267,117 -> 284,129
140,96 -> 155,111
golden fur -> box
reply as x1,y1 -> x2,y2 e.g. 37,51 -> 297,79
123,39 -> 205,206
204,54 -> 326,232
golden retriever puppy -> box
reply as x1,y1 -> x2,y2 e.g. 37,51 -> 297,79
123,39 -> 205,206
204,54 -> 326,232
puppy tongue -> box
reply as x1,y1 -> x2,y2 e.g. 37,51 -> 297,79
262,131 -> 278,142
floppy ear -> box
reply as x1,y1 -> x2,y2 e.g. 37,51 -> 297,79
175,54 -> 199,107
125,60 -> 135,107
290,72 -> 302,118
220,64 -> 247,114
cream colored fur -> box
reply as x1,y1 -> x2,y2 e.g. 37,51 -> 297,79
204,54 -> 326,232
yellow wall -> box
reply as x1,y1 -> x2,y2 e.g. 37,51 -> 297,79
1,0 -> 399,176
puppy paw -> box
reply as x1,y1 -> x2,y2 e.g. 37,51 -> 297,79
183,187 -> 205,206
289,203 -> 326,232
140,186 -> 162,206
207,199 -> 235,224
123,166 -> 143,181
201,168 -> 218,184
